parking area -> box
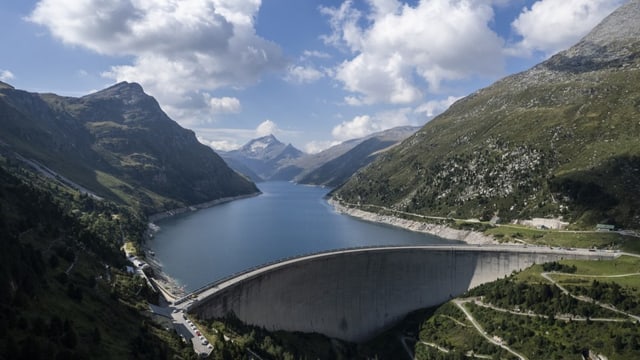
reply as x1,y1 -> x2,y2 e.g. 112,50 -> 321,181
170,309 -> 213,357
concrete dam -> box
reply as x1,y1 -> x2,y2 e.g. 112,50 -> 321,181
181,245 -> 616,342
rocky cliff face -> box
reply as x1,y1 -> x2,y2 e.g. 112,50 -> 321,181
0,81 -> 258,213
333,1 -> 640,229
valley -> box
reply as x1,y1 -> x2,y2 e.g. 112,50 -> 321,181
1,0 -> 640,359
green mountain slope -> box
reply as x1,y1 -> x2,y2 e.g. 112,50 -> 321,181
0,82 -> 257,213
333,0 -> 640,229
299,137 -> 399,188
0,161 -> 195,359
295,126 -> 418,188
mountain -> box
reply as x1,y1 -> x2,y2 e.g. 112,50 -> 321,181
220,127 -> 418,184
332,0 -> 640,229
0,81 -> 258,213
219,134 -> 304,181
296,126 -> 419,187
0,157 -> 195,358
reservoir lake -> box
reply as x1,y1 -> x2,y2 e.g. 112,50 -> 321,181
149,181 -> 459,291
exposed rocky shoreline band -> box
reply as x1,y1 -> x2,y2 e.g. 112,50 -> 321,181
145,193 -> 502,303
328,199 -> 499,245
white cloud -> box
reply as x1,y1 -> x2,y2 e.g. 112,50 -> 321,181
510,0 -> 624,56
331,108 -> 413,141
197,133 -> 242,151
321,0 -> 505,105
0,69 -> 15,82
285,65 -> 325,84
414,96 -> 460,118
344,96 -> 364,106
202,138 -> 242,152
193,127 -> 257,150
332,115 -> 374,141
208,96 -> 241,114
301,50 -> 331,60
29,0 -> 284,124
304,140 -> 340,154
256,119 -> 278,137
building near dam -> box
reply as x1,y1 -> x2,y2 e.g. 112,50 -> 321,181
178,245 -> 615,342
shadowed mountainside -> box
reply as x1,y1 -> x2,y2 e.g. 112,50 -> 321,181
0,81 -> 258,213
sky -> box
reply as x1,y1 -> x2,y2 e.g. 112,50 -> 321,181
0,0 -> 626,153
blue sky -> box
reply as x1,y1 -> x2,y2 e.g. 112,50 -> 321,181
0,0 -> 625,153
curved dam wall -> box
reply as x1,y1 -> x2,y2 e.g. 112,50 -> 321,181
187,246 -> 614,342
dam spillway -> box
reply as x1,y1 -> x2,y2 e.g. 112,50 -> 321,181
181,245 -> 616,342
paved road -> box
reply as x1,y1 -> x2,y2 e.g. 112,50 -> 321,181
169,309 -> 213,357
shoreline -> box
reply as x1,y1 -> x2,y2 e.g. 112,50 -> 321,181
144,191 -> 500,302
144,191 -> 262,302
147,192 -> 261,223
328,198 -> 500,245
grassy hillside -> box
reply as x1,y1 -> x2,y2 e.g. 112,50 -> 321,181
333,5 -> 640,229
299,137 -> 398,188
0,159 -> 196,359
418,257 -> 640,359
0,82 -> 258,214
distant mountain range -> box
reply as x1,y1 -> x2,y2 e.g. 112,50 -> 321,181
0,81 -> 258,213
219,135 -> 305,182
295,126 -> 419,187
333,0 -> 640,229
219,126 -> 419,185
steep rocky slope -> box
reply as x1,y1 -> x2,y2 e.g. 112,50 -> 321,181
333,0 -> 640,229
0,81 -> 258,213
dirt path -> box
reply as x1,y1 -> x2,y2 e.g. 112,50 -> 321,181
541,272 -> 640,322
453,299 -> 528,360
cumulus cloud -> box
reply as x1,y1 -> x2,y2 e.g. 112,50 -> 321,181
510,0 -> 624,56
28,0 -> 284,123
414,96 -> 460,118
331,108 -> 413,141
0,69 -> 15,82
208,96 -> 241,114
194,127 -> 257,151
304,140 -> 340,154
285,65 -> 325,84
256,119 -> 279,137
201,138 -> 242,152
332,115 -> 374,141
321,0 -> 505,105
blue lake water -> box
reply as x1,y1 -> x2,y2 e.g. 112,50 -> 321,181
149,181 -> 458,291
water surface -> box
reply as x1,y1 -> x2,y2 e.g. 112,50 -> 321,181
150,181 -> 458,291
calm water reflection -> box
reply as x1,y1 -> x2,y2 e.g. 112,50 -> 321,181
150,181 -> 457,291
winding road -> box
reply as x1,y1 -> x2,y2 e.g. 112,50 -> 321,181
453,298 -> 528,360
541,271 -> 640,322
